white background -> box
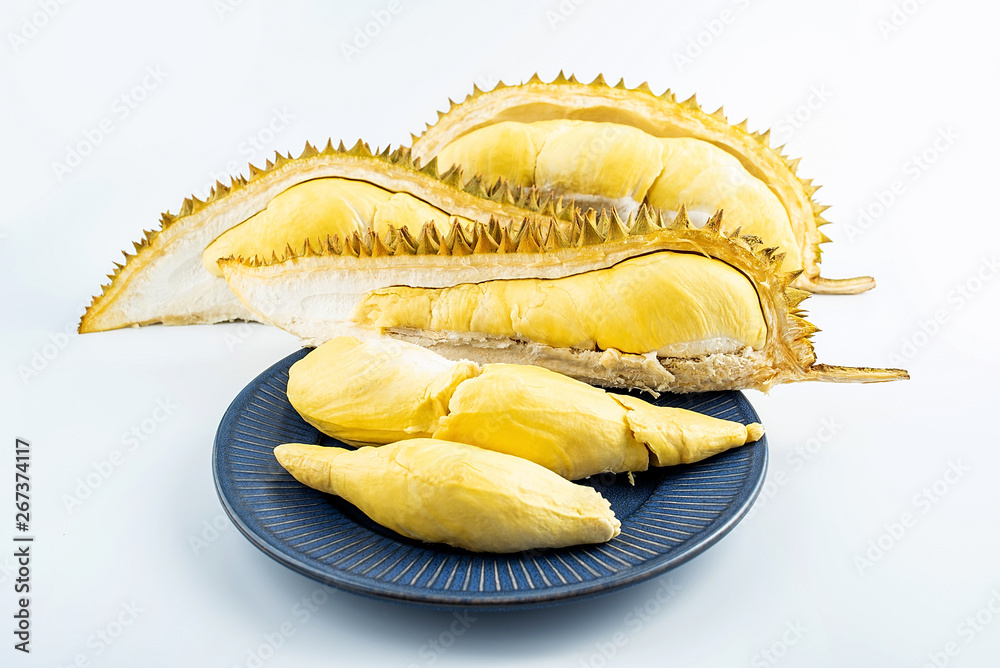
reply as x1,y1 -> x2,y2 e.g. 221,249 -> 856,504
2,0 -> 999,666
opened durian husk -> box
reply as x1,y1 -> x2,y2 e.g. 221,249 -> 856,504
78,141 -> 569,333
410,72 -> 873,295
218,206 -> 907,393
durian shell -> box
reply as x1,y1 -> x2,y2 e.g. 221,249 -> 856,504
218,207 -> 907,394
410,72 -> 874,295
78,142 -> 570,333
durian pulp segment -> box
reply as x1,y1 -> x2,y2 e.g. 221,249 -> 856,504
288,337 -> 763,480
286,336 -> 479,447
201,177 -> 474,276
432,363 -> 650,480
273,439 -> 621,553
436,120 -> 800,271
353,250 -> 767,356
612,394 -> 764,467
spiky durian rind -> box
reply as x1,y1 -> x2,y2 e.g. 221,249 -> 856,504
218,206 -> 907,393
410,71 -> 875,295
79,141 -> 571,334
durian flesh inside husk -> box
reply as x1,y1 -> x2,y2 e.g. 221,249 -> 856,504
274,439 -> 621,553
353,251 -> 768,356
286,336 -> 764,480
201,177 -> 475,277
218,209 -> 908,393
78,142 -> 567,333
436,120 -> 801,272
411,74 -> 876,294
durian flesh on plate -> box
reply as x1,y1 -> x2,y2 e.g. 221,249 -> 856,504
274,439 -> 621,553
78,142 -> 569,333
410,72 -> 874,295
287,336 -> 764,480
219,206 -> 908,393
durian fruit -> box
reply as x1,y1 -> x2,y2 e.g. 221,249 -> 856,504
219,207 -> 908,393
78,142 -> 569,333
274,439 -> 621,553
411,73 -> 873,294
434,120 -> 800,273
287,336 -> 764,479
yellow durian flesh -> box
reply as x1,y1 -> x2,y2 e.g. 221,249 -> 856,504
353,251 -> 767,356
533,120 -> 664,213
436,122 -> 540,187
436,120 -> 800,271
286,336 -> 479,447
202,178 -> 384,276
647,139 -> 800,269
289,336 -> 763,480
612,394 -> 765,466
273,439 -> 621,553
201,177 -> 473,276
433,364 -> 649,480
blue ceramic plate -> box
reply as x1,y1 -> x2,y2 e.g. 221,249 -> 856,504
213,348 -> 767,610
